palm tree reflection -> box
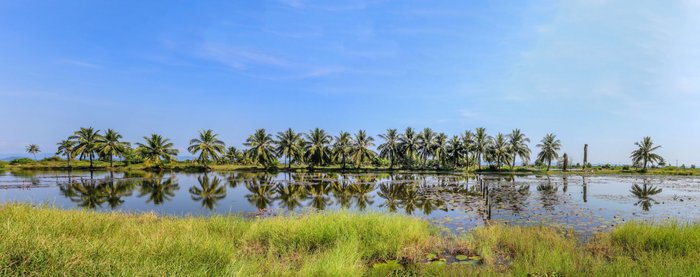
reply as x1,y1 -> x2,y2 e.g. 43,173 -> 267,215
138,175 -> 180,205
630,181 -> 662,211
189,174 -> 227,210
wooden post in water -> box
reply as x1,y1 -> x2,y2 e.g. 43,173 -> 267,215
562,153 -> 569,172
583,144 -> 588,170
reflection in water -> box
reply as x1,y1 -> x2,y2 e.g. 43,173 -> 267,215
60,179 -> 107,209
138,176 -> 180,205
189,175 -> 227,210
536,178 -> 559,210
630,182 -> 662,211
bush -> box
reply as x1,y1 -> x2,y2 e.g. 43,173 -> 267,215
10,158 -> 34,165
0,161 -> 7,168
41,156 -> 63,162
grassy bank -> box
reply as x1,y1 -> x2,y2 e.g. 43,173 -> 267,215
4,159 -> 700,176
2,205 -> 700,276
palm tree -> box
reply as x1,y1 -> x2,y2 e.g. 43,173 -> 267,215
244,129 -> 276,168
398,127 -> 419,168
536,133 -> 562,171
507,129 -> 531,170
489,133 -> 511,170
433,133 -> 448,169
26,144 -> 40,160
70,127 -> 104,169
188,129 -> 226,167
630,137 -> 664,170
351,130 -> 375,168
332,132 -> 352,169
417,128 -> 436,169
304,128 -> 332,168
99,129 -> 130,168
474,127 -> 490,170
447,135 -> 463,167
275,128 -> 304,169
136,134 -> 179,167
56,139 -> 76,168
462,130 -> 474,169
378,129 -> 400,169
224,146 -> 242,164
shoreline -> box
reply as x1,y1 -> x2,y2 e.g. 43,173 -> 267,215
2,161 -> 699,176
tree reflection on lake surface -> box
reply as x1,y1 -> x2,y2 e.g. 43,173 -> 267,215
3,171 -> 700,236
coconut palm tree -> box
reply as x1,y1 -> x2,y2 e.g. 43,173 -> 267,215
224,146 -> 242,164
275,128 -> 304,169
351,130 -> 375,168
433,133 -> 448,169
188,129 -> 226,168
70,127 -> 104,169
98,129 -> 130,168
398,127 -> 419,168
507,129 -> 531,170
489,133 -> 511,170
536,133 -> 562,171
26,144 -> 40,160
630,137 -> 664,170
136,134 -> 179,167
447,135 -> 463,167
417,128 -> 436,169
474,128 -> 490,170
244,129 -> 276,168
56,139 -> 76,168
304,128 -> 333,168
378,129 -> 400,169
462,130 -> 474,169
332,131 -> 352,169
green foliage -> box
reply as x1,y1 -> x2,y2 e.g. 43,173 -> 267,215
10,158 -> 34,165
41,156 -> 62,162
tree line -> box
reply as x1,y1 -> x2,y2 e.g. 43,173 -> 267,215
26,127 -> 663,171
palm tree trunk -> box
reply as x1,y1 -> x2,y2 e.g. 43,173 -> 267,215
286,156 -> 290,170
477,153 -> 482,170
511,154 -> 516,170
547,161 -> 551,171
110,155 -> 113,168
89,153 -> 94,169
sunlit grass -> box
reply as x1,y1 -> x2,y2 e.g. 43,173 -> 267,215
2,204 -> 700,276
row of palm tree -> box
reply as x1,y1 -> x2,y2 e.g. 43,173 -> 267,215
40,127 -> 664,171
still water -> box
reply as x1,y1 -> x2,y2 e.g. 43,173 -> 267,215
2,170 -> 699,236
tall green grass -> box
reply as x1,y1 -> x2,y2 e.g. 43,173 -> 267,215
2,204 -> 700,276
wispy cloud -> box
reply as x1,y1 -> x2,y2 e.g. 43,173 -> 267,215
56,59 -> 102,69
198,43 -> 346,80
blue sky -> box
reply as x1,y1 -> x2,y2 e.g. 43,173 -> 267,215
1,0 -> 699,165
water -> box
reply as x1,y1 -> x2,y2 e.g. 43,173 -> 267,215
2,170 -> 699,237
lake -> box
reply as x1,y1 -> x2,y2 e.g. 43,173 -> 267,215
2,170 -> 699,237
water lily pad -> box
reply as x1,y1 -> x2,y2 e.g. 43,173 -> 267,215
469,255 -> 482,261
426,253 -> 438,260
455,255 -> 469,261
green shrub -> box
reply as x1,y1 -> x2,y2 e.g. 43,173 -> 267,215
41,156 -> 63,162
10,158 -> 34,165
0,161 -> 7,168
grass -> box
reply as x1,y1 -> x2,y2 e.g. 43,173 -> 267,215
2,204 -> 700,276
